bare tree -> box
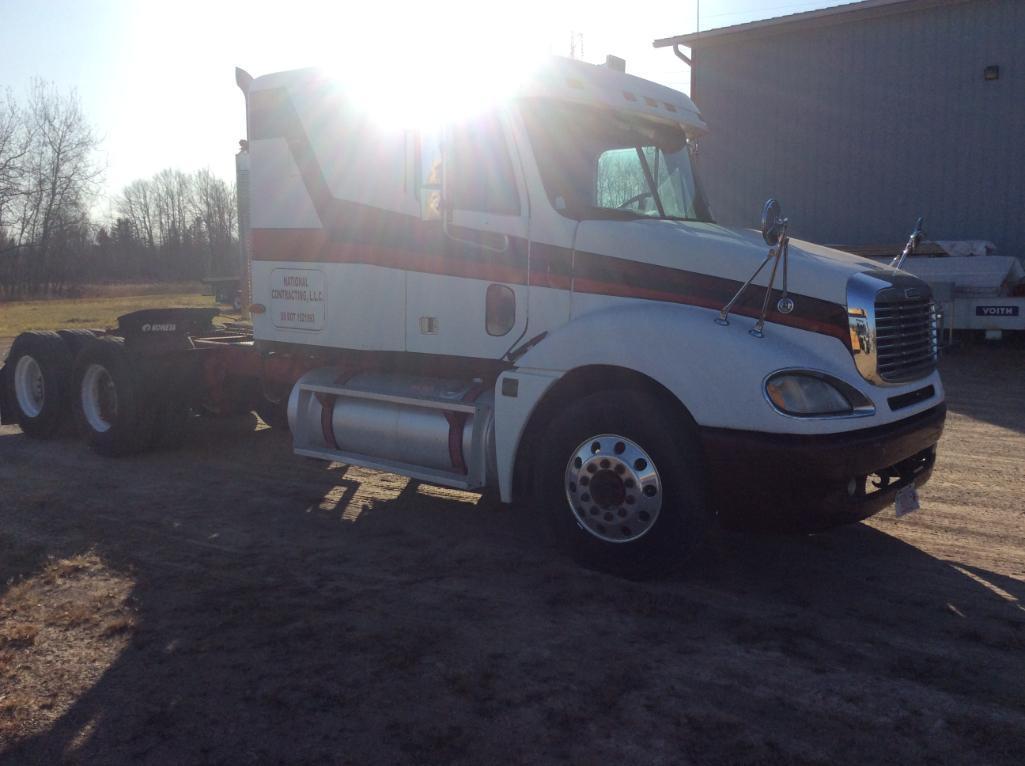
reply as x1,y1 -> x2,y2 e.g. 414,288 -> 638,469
111,168 -> 238,281
1,80 -> 240,295
118,178 -> 157,248
0,88 -> 30,247
0,80 -> 101,295
193,168 -> 237,276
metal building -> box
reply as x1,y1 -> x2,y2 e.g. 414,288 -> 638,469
654,0 -> 1025,258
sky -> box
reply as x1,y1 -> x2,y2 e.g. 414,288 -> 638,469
0,0 -> 848,213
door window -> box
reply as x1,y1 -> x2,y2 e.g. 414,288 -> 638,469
448,114 -> 520,215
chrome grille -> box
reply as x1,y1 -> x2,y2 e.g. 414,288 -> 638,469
874,296 -> 938,382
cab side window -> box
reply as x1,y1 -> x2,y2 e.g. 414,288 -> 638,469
449,114 -> 520,215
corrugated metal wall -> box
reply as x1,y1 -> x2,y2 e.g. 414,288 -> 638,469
691,0 -> 1025,257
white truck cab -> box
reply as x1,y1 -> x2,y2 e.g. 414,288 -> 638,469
0,57 -> 942,575
238,57 -> 945,574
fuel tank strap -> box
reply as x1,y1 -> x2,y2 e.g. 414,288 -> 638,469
442,380 -> 486,475
314,370 -> 365,451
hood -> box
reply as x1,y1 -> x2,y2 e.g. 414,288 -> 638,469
573,219 -> 889,306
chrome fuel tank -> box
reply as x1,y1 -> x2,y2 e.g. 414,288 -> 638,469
288,370 -> 488,476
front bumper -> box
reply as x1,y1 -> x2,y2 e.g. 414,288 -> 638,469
700,404 -> 946,530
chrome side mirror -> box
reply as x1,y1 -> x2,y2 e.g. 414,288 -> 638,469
761,198 -> 783,246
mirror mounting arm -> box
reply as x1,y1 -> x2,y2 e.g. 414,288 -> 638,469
717,198 -> 794,335
891,216 -> 925,272
715,249 -> 775,326
751,221 -> 790,337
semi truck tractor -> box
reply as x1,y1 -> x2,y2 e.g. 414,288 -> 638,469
0,57 -> 946,575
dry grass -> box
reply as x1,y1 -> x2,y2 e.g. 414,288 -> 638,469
4,282 -> 205,301
0,291 -> 235,338
0,552 -> 136,744
71,282 -> 206,299
0,624 -> 39,649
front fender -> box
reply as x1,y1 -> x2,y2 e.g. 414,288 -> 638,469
515,301 -> 942,436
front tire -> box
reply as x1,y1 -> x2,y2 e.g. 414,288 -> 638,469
534,390 -> 708,578
4,331 -> 73,438
72,337 -> 155,456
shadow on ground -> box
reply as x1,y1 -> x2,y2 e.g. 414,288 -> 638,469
939,344 -> 1025,434
1,411 -> 1023,766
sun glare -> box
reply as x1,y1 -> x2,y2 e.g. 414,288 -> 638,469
321,7 -> 550,129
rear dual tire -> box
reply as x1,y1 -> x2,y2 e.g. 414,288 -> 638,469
57,328 -> 98,356
71,337 -> 156,457
4,331 -> 74,438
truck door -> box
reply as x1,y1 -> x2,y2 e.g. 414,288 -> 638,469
406,111 -> 529,359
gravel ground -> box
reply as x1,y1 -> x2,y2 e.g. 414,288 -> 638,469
0,345 -> 1023,765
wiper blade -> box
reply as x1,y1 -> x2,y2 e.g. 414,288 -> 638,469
635,147 -> 667,219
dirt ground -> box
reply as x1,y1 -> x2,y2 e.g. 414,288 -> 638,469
0,345 -> 1023,765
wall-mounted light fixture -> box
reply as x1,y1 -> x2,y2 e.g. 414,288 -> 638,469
984,65 -> 1000,81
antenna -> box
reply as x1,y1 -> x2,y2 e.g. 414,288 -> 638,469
569,31 -> 584,60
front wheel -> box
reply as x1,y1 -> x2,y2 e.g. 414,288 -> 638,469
534,390 -> 708,578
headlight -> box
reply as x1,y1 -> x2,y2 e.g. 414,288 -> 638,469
765,372 -> 874,417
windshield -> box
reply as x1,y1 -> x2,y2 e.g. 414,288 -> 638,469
519,98 -> 713,223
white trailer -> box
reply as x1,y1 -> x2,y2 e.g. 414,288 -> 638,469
1,57 -> 946,576
864,251 -> 1025,338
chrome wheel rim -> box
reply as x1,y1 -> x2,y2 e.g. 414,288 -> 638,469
564,434 -> 662,544
81,363 -> 117,433
13,355 -> 45,418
